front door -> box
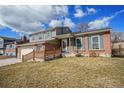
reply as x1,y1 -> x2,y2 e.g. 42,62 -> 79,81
62,39 -> 67,53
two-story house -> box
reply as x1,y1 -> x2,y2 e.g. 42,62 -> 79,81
4,42 -> 17,56
0,36 -> 17,55
4,36 -> 28,57
17,27 -> 112,61
17,27 -> 71,59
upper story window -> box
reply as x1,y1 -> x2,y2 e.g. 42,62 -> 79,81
32,35 -> 35,41
0,41 -> 3,44
46,31 -> 51,39
92,35 -> 100,49
6,44 -> 16,49
39,33 -> 43,40
52,30 -> 56,37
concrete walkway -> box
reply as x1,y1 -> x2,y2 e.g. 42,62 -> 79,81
0,58 -> 22,67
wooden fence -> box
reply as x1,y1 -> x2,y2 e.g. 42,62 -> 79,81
112,43 -> 124,57
22,49 -> 61,62
22,51 -> 34,62
35,51 -> 44,58
44,49 -> 61,60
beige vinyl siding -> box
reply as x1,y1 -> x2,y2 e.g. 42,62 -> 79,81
29,31 -> 53,42
52,30 -> 56,37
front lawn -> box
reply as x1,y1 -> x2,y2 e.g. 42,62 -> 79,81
0,57 -> 124,88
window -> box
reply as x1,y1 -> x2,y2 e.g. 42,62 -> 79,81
0,41 -> 2,44
0,40 -> 3,48
32,35 -> 35,41
92,36 -> 100,49
10,44 -> 13,48
13,45 -> 16,48
39,34 -> 43,40
46,31 -> 51,39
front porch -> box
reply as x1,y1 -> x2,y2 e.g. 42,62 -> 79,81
55,33 -> 111,57
55,34 -> 85,57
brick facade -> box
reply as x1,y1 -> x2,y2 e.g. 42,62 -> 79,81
18,28 -> 112,61
61,30 -> 112,57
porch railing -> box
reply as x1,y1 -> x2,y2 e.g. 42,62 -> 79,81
35,51 -> 44,58
22,51 -> 34,62
22,49 -> 61,62
44,49 -> 61,60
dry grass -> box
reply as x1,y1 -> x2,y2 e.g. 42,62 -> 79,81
0,57 -> 124,88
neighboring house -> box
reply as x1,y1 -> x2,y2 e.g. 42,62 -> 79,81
0,36 -> 17,55
0,36 -> 27,57
4,36 -> 28,57
17,27 -> 112,61
112,42 -> 124,56
4,42 -> 17,56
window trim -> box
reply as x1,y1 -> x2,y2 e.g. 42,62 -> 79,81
91,35 -> 101,50
76,37 -> 85,50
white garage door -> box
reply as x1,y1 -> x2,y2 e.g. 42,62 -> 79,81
21,49 -> 34,59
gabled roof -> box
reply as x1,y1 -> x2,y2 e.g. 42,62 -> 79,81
75,28 -> 112,36
54,28 -> 111,39
55,33 -> 74,39
29,26 -> 71,36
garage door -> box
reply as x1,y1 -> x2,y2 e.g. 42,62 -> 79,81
21,49 -> 33,59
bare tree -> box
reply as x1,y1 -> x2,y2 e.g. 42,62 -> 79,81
76,22 -> 89,32
111,32 -> 124,43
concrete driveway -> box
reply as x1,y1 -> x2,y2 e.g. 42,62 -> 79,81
0,58 -> 21,67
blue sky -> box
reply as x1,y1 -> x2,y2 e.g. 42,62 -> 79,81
0,5 -> 124,38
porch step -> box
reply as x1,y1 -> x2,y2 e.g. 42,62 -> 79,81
62,53 -> 76,57
35,58 -> 44,62
26,58 -> 44,62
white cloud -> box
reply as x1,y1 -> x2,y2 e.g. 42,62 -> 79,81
74,6 -> 86,18
49,18 -> 75,28
64,18 -> 75,28
88,9 -> 124,30
49,20 -> 62,27
74,9 -> 85,18
74,6 -> 97,18
0,5 -> 69,34
87,7 -> 96,14
55,5 -> 68,16
88,17 -> 111,29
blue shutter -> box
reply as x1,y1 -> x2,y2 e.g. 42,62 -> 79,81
82,37 -> 85,49
88,35 -> 92,49
100,34 -> 104,49
67,38 -> 69,47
